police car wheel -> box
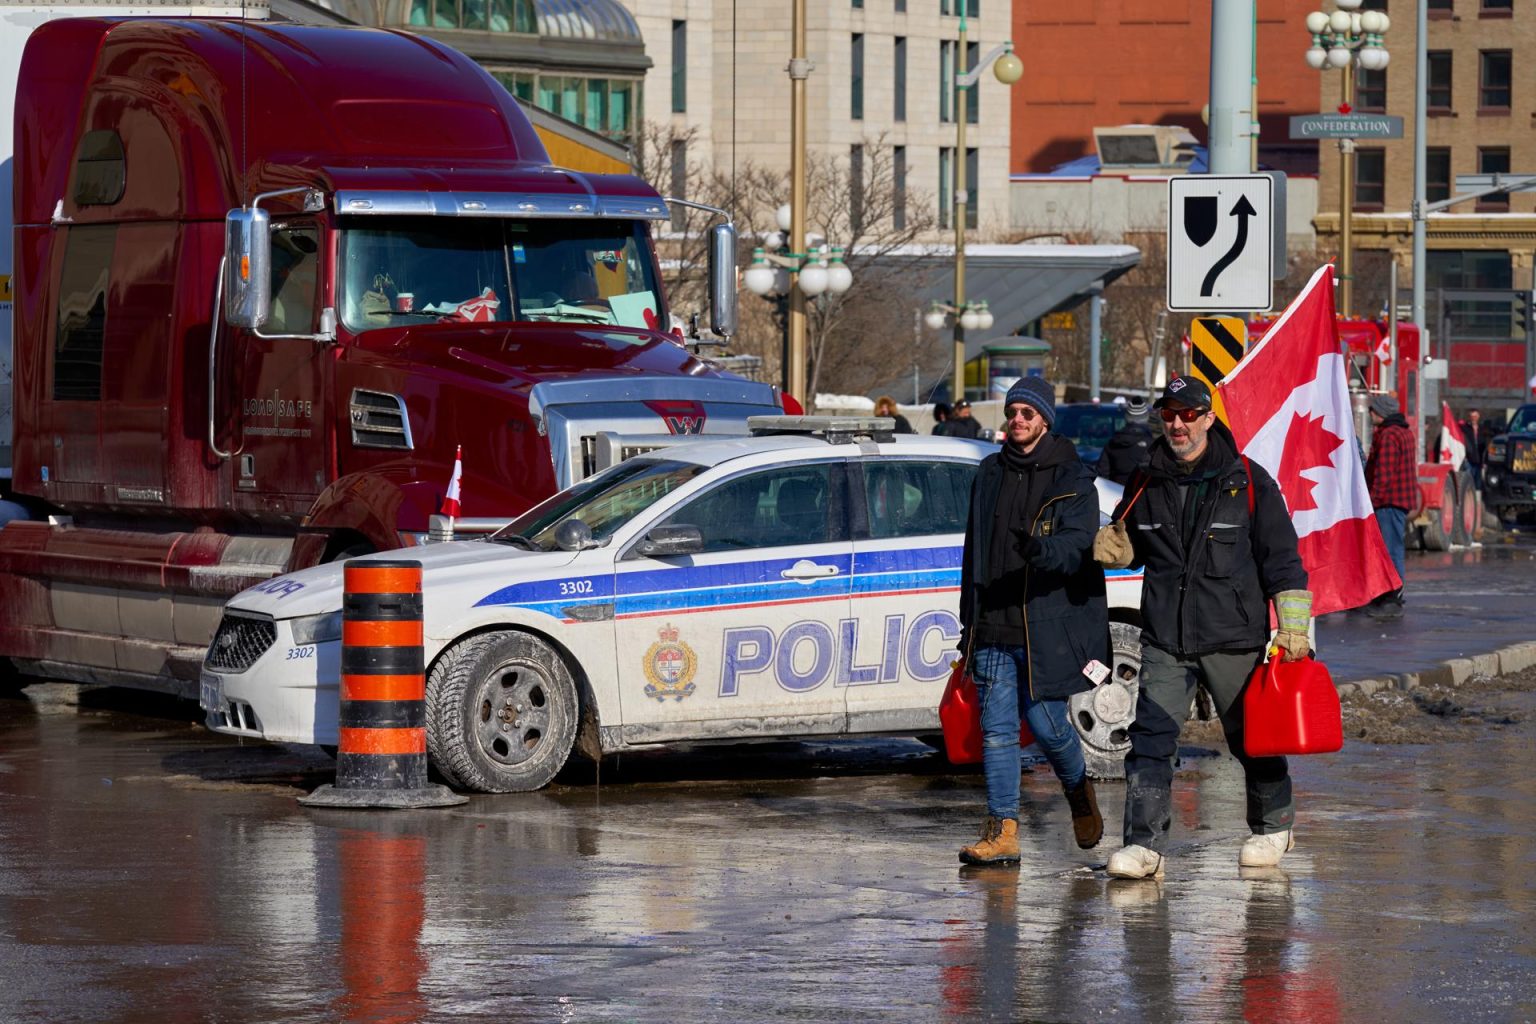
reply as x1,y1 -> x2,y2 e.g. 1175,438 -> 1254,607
1069,621 -> 1142,781
425,630 -> 579,793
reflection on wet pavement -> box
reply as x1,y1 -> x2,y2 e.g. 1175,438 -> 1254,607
2,689 -> 1533,1022
1320,539 -> 1536,681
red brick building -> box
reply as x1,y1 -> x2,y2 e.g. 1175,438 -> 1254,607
1010,0 -> 1322,174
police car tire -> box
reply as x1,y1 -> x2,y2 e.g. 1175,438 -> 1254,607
425,630 -> 579,793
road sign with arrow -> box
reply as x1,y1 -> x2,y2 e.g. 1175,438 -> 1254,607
1166,174 -> 1273,313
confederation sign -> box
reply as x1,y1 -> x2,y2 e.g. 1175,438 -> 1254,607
1166,175 -> 1274,313
1288,113 -> 1404,140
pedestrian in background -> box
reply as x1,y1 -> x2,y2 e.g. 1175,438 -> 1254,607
1461,408 -> 1490,490
873,395 -> 915,434
942,400 -> 991,441
932,402 -> 953,435
1365,394 -> 1416,619
1095,396 -> 1154,484
957,376 -> 1108,865
1093,375 -> 1311,879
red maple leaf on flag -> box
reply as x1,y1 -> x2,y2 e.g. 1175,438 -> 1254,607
1276,410 -> 1346,513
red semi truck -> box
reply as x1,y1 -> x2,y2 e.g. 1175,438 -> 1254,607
0,15 -> 782,695
1248,314 -> 1479,549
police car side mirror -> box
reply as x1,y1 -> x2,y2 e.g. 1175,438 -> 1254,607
636,524 -> 704,558
553,519 -> 600,552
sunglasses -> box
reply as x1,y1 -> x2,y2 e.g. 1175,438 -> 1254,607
1004,405 -> 1041,422
1159,407 -> 1209,424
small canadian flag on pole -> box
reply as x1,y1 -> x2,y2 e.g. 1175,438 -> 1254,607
440,445 -> 463,518
1218,264 -> 1401,614
1439,401 -> 1467,469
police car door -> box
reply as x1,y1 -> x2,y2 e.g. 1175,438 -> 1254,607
844,458 -> 974,733
611,459 -> 854,742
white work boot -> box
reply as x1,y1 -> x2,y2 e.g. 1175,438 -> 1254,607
1106,844 -> 1165,880
1239,829 -> 1295,868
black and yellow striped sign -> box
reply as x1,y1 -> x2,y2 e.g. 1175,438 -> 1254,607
1189,315 -> 1246,423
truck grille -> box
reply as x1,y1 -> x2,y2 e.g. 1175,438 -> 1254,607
1512,440 -> 1536,474
205,613 -> 277,672
349,389 -> 414,450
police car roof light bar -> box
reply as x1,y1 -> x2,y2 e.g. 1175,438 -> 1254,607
747,415 -> 897,444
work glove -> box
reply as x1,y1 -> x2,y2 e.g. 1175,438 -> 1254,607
1272,589 -> 1313,663
1093,521 -> 1134,569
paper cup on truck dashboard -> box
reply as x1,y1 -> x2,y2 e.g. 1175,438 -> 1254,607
395,293 -> 414,313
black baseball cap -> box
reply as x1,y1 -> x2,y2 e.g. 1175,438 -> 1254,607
1154,375 -> 1213,410
952,399 -> 972,410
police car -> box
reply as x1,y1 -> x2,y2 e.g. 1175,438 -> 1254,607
201,417 -> 1144,791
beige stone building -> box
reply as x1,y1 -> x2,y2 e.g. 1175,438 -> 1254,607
618,0 -> 1016,240
1316,0 -> 1536,297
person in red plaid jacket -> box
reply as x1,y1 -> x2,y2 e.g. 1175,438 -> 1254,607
1365,394 -> 1417,618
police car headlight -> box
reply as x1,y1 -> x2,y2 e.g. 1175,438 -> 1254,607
291,610 -> 342,646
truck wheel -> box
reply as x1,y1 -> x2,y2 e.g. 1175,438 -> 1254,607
425,631 -> 579,793
1419,476 -> 1454,552
1069,621 -> 1142,781
1455,474 -> 1481,543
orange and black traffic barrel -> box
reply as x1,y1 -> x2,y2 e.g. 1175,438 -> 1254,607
301,559 -> 465,809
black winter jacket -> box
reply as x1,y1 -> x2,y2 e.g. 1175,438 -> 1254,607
1113,421 -> 1307,656
959,434 -> 1109,699
1095,421 -> 1155,485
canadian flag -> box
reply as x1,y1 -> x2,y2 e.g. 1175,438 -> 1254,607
440,445 -> 463,518
1217,264 -> 1401,614
1438,401 -> 1467,469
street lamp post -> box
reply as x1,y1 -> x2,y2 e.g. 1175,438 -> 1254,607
1304,0 -> 1391,319
931,15 -> 1021,403
744,213 -> 854,393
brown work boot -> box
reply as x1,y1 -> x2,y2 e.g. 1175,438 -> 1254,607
1062,778 -> 1104,849
959,816 -> 1020,865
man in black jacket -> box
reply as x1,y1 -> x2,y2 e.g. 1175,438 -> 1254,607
941,400 -> 992,441
1095,396 -> 1154,484
1093,376 -> 1312,879
957,376 -> 1110,865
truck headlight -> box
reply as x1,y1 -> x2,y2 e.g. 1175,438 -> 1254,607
1488,440 -> 1506,462
291,610 -> 343,645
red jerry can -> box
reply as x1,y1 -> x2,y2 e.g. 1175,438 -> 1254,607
939,657 -> 1035,765
1242,653 -> 1344,758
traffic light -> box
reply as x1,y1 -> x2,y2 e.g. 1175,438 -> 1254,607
1516,289 -> 1534,339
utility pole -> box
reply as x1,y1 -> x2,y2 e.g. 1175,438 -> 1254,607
1208,0 -> 1256,177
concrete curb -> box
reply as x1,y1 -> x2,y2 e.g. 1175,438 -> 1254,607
1336,640 -> 1536,699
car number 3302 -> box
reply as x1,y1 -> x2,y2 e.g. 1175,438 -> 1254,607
558,579 -> 594,596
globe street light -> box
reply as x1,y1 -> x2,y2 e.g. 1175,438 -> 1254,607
1304,0 -> 1390,317
745,233 -> 854,393
934,15 -> 1021,402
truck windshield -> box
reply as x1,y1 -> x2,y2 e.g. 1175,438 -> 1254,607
1509,406 -> 1536,434
491,458 -> 705,551
340,217 -> 663,333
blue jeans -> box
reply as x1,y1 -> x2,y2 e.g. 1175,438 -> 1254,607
1375,506 -> 1407,587
972,644 -> 1086,820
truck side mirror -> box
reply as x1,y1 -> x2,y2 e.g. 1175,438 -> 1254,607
708,223 -> 738,338
224,208 -> 271,329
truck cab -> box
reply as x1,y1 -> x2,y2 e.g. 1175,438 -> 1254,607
1483,404 -> 1536,525
0,18 -> 777,696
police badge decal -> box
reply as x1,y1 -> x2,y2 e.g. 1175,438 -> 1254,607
643,623 -> 698,702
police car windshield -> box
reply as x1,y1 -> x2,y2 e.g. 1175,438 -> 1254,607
493,459 -> 706,550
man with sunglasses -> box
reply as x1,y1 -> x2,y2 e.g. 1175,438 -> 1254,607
1092,376 -> 1311,879
957,376 -> 1110,865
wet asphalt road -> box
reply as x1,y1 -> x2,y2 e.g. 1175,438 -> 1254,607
2,539 -> 1534,1023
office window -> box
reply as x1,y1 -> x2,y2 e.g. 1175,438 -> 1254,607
671,21 -> 686,113
965,147 -> 978,229
896,0 -> 906,10
1482,0 -> 1512,12
893,146 -> 907,230
1427,148 -> 1452,203
1478,147 -> 1510,210
670,140 -> 688,230
941,0 -> 950,13
851,34 -> 864,120
894,37 -> 907,122
850,145 -> 865,234
853,0 -> 863,6
939,40 -> 955,123
1356,67 -> 1387,112
966,41 -> 979,123
1428,0 -> 1452,12
1427,52 -> 1452,110
1355,148 -> 1385,210
1479,50 -> 1511,110
1361,0 -> 1387,8
939,147 -> 952,229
